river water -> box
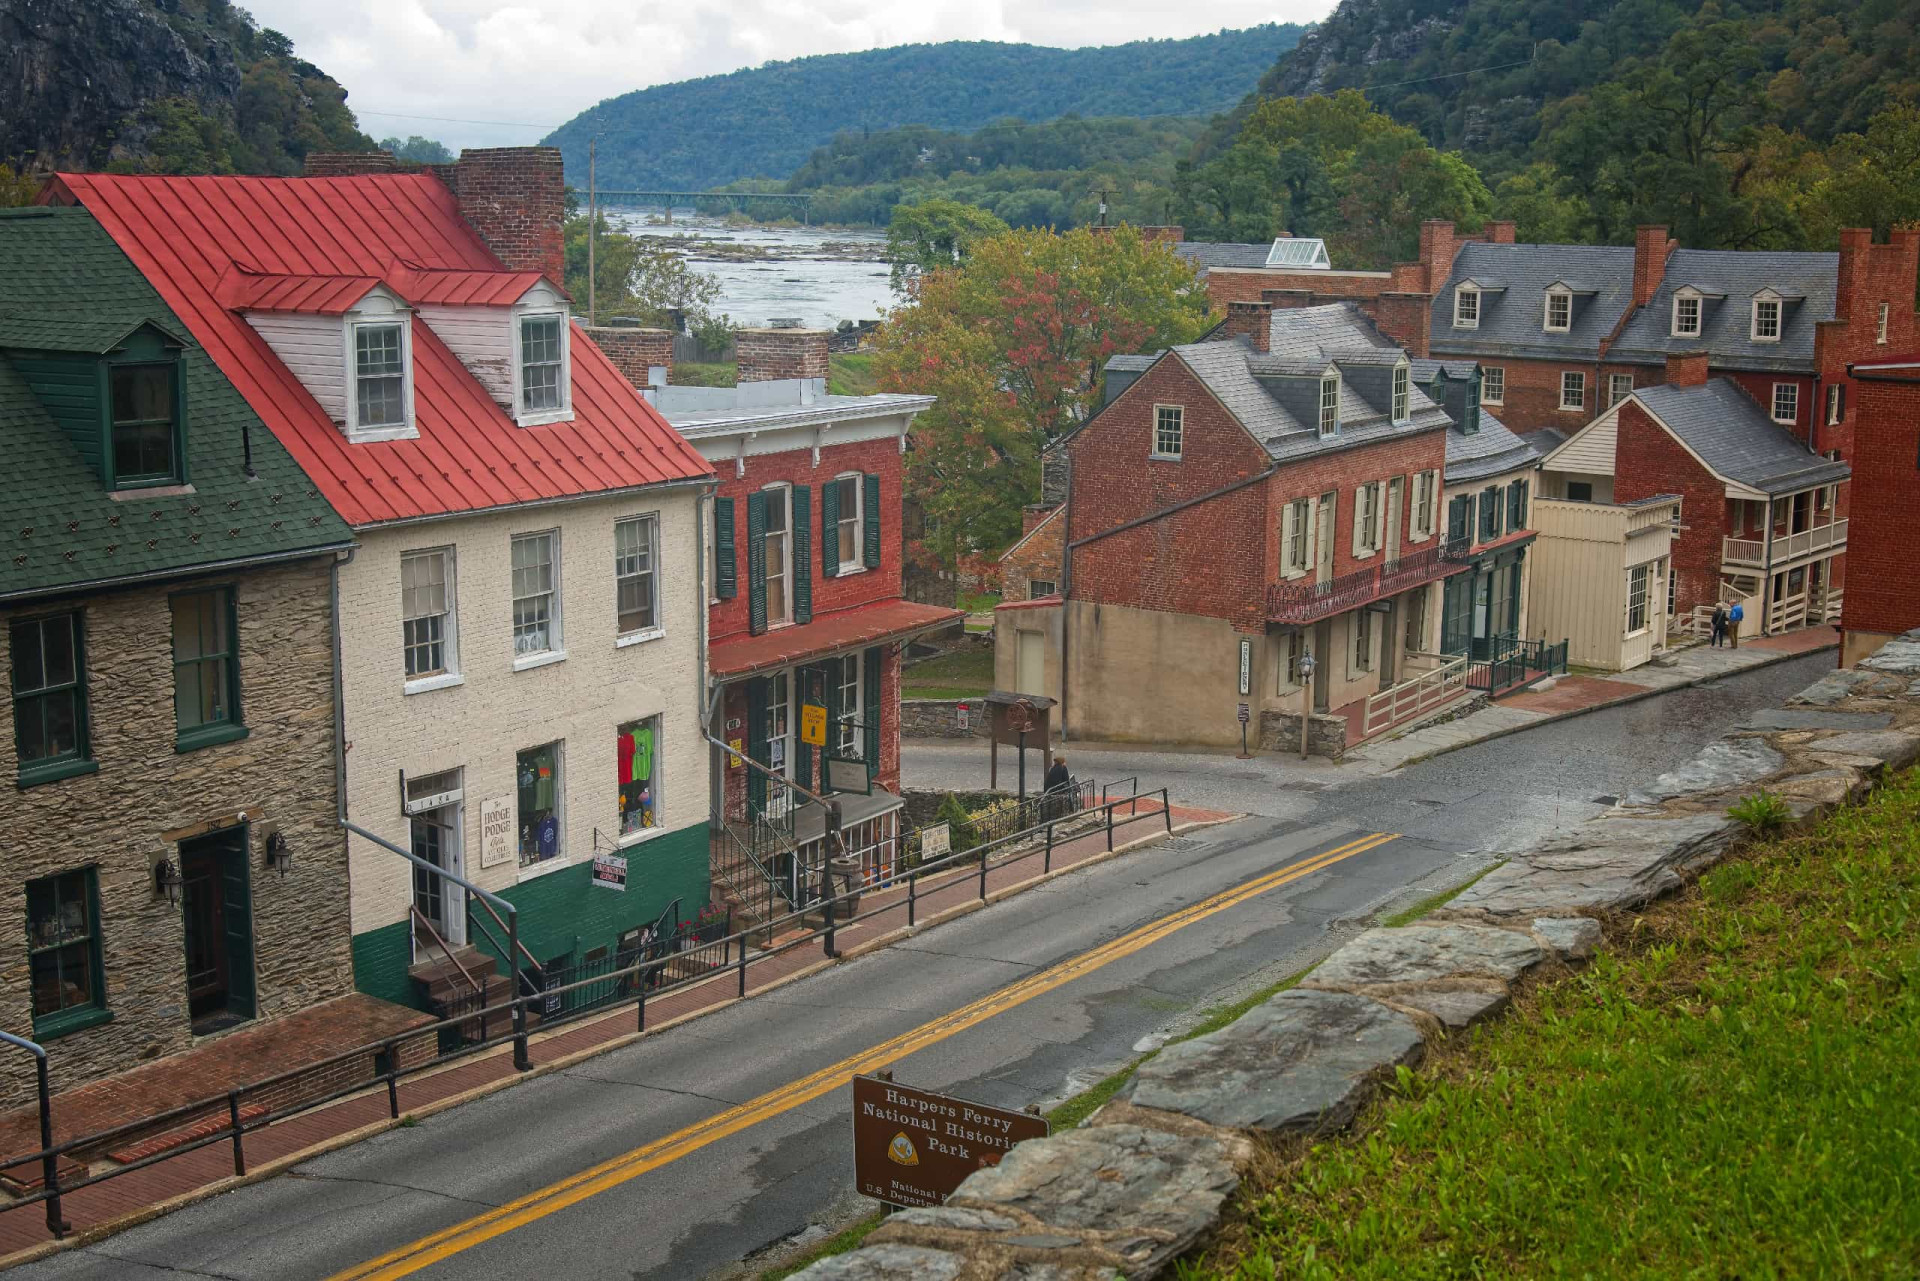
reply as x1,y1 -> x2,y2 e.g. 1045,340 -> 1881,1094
603,210 -> 895,332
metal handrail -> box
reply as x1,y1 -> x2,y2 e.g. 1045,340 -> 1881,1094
0,1031 -> 65,1237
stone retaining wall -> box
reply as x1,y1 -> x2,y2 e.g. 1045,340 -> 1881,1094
900,698 -> 991,739
799,632 -> 1920,1279
1258,708 -> 1348,758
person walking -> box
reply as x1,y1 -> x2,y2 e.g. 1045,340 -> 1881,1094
1043,753 -> 1071,820
1727,600 -> 1744,649
1710,602 -> 1728,648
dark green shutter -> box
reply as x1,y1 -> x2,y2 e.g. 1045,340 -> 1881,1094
795,666 -> 818,792
792,485 -> 812,625
1447,495 -> 1470,543
863,647 -> 881,778
862,473 -> 881,569
820,479 -> 841,578
746,677 -> 769,812
714,497 -> 737,600
222,838 -> 256,1019
746,492 -> 767,635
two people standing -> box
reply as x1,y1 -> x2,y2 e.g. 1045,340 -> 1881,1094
1710,601 -> 1744,648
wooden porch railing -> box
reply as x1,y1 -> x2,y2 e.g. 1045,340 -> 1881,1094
1362,654 -> 1469,737
1723,518 -> 1847,569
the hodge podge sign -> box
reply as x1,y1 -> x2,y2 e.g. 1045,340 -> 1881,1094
850,1075 -> 1049,1207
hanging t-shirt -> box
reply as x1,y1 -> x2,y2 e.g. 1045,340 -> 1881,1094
535,760 -> 555,810
536,815 -> 559,857
617,732 -> 635,786
633,725 -> 654,785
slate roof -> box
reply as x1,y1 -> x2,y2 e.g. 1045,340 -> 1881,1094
1172,241 -> 1274,271
1103,354 -> 1160,373
1633,379 -> 1851,494
50,172 -> 713,528
1609,249 -> 1837,372
1429,242 -> 1636,360
0,207 -> 352,602
1444,410 -> 1540,483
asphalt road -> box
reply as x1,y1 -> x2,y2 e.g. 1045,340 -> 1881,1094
10,651 -> 1831,1281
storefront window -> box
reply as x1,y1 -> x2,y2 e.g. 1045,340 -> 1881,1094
517,742 -> 562,865
618,717 -> 660,836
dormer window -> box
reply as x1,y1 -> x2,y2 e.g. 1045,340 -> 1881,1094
109,362 -> 181,488
1672,289 -> 1702,337
1454,285 -> 1479,329
1391,363 -> 1409,423
353,322 -> 407,430
513,308 -> 572,425
1545,288 -> 1572,333
1752,293 -> 1782,342
1318,375 -> 1339,438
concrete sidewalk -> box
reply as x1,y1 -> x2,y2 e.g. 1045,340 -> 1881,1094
1346,627 -> 1836,772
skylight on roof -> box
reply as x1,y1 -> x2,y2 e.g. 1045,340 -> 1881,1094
1266,238 -> 1330,269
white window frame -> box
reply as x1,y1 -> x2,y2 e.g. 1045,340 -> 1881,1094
1283,497 -> 1311,577
1391,363 -> 1410,423
1826,383 -> 1843,426
512,309 -> 573,427
1559,371 -> 1586,412
831,473 -> 864,576
616,714 -> 665,845
1672,290 -> 1702,338
1751,295 -> 1782,343
1607,373 -> 1634,407
1877,301 -> 1890,344
705,496 -> 719,605
614,513 -> 662,645
1771,382 -> 1798,425
1318,375 -> 1339,438
510,529 -> 564,669
401,546 -> 461,694
833,652 -> 862,756
1027,578 -> 1056,599
515,739 -> 566,874
1545,288 -> 1572,333
1275,630 -> 1303,693
1410,470 -> 1436,541
1625,563 -> 1651,637
1355,482 -> 1382,557
345,315 -> 415,442
767,670 -> 792,779
1480,366 -> 1504,405
1352,607 -> 1373,673
1453,285 -> 1480,330
762,482 -> 793,628
1151,404 -> 1184,459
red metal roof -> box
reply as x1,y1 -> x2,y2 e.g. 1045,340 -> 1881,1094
389,263 -> 554,306
214,268 -> 384,314
48,172 -> 711,527
708,598 -> 965,679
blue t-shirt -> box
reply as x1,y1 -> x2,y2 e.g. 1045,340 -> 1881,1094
536,815 -> 559,857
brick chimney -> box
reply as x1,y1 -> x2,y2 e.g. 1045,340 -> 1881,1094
1138,226 -> 1186,243
1482,220 -> 1516,244
1260,289 -> 1317,311
304,151 -> 406,176
1417,220 -> 1457,292
443,148 -> 566,286
1666,350 -> 1710,388
737,327 -> 830,382
1372,293 -> 1431,358
580,322 -> 673,390
1633,225 -> 1675,307
1225,300 -> 1272,353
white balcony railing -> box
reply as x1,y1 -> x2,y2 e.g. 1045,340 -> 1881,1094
1722,518 -> 1846,569
1362,654 -> 1469,737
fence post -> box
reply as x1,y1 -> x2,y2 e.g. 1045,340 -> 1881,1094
227,1090 -> 246,1177
1106,803 -> 1114,852
823,891 -> 838,959
384,1039 -> 400,1118
35,1054 -> 64,1238
637,973 -> 647,1033
1044,821 -> 1054,873
907,870 -> 917,928
737,937 -> 748,998
978,844 -> 989,901
1163,790 -> 1173,835
508,909 -> 531,1072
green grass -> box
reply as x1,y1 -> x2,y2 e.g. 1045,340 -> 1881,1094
902,647 -> 995,701
1376,863 -> 1501,929
958,591 -> 1002,615
1189,768 -> 1920,1280
828,352 -> 877,396
670,360 -> 736,387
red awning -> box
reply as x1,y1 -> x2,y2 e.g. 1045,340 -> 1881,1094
709,598 -> 964,679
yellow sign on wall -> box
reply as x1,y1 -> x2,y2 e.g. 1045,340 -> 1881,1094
800,703 -> 827,747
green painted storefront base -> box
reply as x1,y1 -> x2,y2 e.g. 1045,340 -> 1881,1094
351,822 -> 711,1013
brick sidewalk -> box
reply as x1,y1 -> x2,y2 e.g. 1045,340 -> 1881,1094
0,799 -> 1229,1263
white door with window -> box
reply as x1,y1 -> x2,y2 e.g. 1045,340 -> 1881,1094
405,769 -> 465,953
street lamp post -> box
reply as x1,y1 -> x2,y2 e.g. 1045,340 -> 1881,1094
1297,649 -> 1317,760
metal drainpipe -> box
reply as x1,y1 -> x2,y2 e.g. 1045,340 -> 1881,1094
331,546 -> 356,827
1057,447 -> 1074,742
696,483 -> 718,835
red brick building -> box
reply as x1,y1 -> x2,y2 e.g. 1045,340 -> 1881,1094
1840,355 -> 1920,665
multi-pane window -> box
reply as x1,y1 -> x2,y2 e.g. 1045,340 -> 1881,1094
401,549 -> 454,679
1772,383 -> 1798,424
1391,364 -> 1409,422
516,741 -> 562,864
763,486 -> 791,625
614,515 -> 658,636
1404,590 -> 1427,653
1878,302 -> 1890,344
1285,497 -> 1310,573
110,364 -> 176,486
1454,286 -> 1479,328
1276,630 -> 1302,691
1607,373 -> 1634,407
765,671 -> 791,775
832,475 -> 861,571
1027,578 -> 1056,599
10,614 -> 88,777
1479,486 -> 1501,542
1753,298 -> 1781,341
1481,366 -> 1504,405
519,315 -> 565,413
171,589 -> 239,742
1357,483 -> 1380,553
1152,405 -> 1183,458
1826,384 -> 1845,426
1318,376 -> 1339,437
27,869 -> 103,1032
1666,559 -> 1677,616
617,717 -> 659,836
834,653 -> 862,755
1674,295 -> 1701,336
511,531 -> 559,657
1626,564 -> 1651,634
1560,371 -> 1585,411
1353,608 -> 1372,671
1545,290 -> 1571,332
354,322 -> 406,428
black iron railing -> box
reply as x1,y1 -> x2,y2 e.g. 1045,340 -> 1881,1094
1267,538 -> 1472,624
1466,635 -> 1567,694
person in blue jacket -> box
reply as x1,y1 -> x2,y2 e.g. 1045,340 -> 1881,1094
1727,600 -> 1744,649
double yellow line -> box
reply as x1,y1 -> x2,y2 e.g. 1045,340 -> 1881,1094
329,829 -> 1399,1280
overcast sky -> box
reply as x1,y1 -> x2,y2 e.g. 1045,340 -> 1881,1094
245,0 -> 1336,151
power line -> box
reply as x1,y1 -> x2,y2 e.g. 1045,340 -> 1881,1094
1354,50 -> 1539,93
353,109 -> 562,129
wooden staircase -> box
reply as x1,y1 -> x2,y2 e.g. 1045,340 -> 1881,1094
408,946 -> 532,1040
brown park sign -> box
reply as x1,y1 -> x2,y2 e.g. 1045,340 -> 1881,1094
850,1074 -> 1049,1208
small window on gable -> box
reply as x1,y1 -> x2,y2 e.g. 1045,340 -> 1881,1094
1752,296 -> 1781,342
1545,288 -> 1572,333
108,362 -> 181,488
1673,291 -> 1701,337
1152,404 -> 1183,459
1318,375 -> 1339,437
351,319 -> 410,438
1454,285 -> 1479,329
1391,364 -> 1409,423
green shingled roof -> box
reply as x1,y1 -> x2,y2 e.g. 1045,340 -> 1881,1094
0,207 -> 352,601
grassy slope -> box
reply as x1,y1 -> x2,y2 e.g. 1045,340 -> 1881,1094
1191,770 -> 1920,1280
901,648 -> 994,701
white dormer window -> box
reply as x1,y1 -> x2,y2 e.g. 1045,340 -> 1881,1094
1318,375 -> 1339,438
1752,292 -> 1782,342
344,293 -> 416,442
1392,363 -> 1409,423
1453,285 -> 1479,329
1673,289 -> 1702,337
1545,288 -> 1572,333
511,291 -> 573,426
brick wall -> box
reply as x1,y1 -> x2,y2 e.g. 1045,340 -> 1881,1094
718,648 -> 902,822
0,558 -> 351,1108
1225,301 -> 1271,351
1842,375 -> 1920,640
1204,268 -> 1391,311
1001,508 -> 1064,601
736,329 -> 830,383
1613,401 -> 1729,616
581,325 -> 673,389
1463,356 -> 1605,432
1633,226 -> 1676,307
445,148 -> 566,285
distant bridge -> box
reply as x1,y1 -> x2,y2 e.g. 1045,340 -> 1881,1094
590,191 -> 814,223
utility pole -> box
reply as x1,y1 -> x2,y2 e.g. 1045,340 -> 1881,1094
1098,189 -> 1110,227
587,136 -> 598,326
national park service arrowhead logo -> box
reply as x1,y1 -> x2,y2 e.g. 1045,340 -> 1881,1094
886,1132 -> 920,1166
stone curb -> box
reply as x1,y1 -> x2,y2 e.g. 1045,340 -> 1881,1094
798,633 -> 1920,1280
0,814 -> 1235,1274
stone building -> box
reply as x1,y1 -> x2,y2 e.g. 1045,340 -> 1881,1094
0,206 -> 358,1105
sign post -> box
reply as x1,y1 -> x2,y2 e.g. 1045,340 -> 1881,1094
1298,649 -> 1317,760
1236,701 -> 1251,759
851,1075 -> 1048,1208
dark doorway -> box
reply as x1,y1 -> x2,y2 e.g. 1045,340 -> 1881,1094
180,828 -> 256,1034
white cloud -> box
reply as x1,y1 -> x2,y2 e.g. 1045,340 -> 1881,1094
245,0 -> 1332,151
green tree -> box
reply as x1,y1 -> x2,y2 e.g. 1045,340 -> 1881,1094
564,212 -> 722,328
379,135 -> 455,164
885,198 -> 1009,292
1801,104 -> 1920,241
0,165 -> 42,208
